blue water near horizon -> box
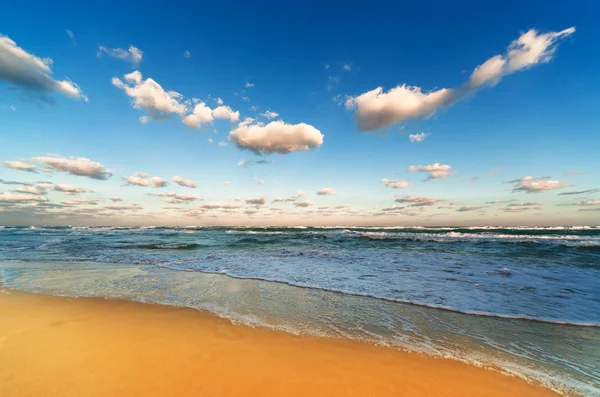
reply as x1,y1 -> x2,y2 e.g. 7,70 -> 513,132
0,225 -> 599,395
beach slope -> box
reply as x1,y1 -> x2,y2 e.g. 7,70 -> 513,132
0,291 -> 559,397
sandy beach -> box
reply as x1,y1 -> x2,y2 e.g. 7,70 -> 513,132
0,290 -> 561,397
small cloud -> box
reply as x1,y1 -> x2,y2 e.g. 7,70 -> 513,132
407,163 -> 456,180
408,132 -> 429,143
9,105 -> 16,111
98,45 -> 143,66
54,184 -> 86,195
316,188 -> 335,195
381,178 -> 410,189
487,168 -> 502,177
467,176 -> 479,182
172,176 -> 197,188
456,205 -> 487,212
33,156 -> 111,180
245,81 -> 255,88
139,116 -> 149,124
324,64 -> 330,69
245,197 -> 266,205
217,98 -> 223,105
3,160 -> 37,173
208,138 -> 214,143
506,176 -> 570,193
253,174 -> 265,185
343,63 -> 352,71
218,141 -> 227,147
65,29 -> 76,46
563,171 -> 584,176
295,200 -> 315,207
238,159 -> 247,167
260,110 -> 279,119
558,189 -> 599,196
184,50 -> 191,58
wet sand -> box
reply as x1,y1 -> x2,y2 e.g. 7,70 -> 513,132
0,290 -> 560,397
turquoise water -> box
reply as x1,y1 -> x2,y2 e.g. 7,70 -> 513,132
0,225 -> 598,395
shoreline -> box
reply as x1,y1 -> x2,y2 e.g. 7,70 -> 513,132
0,289 -> 564,397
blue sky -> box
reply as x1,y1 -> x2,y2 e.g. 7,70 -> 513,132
1,1 -> 599,226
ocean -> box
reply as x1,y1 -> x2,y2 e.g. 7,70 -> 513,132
0,225 -> 598,395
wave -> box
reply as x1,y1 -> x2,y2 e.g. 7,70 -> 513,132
113,243 -> 204,250
158,265 -> 600,328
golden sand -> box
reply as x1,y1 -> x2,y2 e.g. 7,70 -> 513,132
0,290 -> 560,397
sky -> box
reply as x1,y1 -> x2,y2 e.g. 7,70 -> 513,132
1,0 -> 599,226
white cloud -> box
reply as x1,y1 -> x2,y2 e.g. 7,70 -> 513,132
218,141 -> 227,147
113,71 -> 188,122
182,102 -> 213,128
213,105 -> 240,122
316,188 -> 335,195
487,168 -> 502,177
139,116 -> 149,124
217,97 -> 223,105
346,27 -> 574,131
407,163 -> 456,180
16,186 -> 44,195
260,110 -> 279,119
409,132 -> 429,143
3,160 -> 36,172
53,184 -> 86,195
229,120 -> 324,155
468,27 -> 575,88
110,197 -> 122,202
184,50 -> 191,58
172,175 -> 197,188
9,105 -> 16,111
253,174 -> 265,185
343,63 -> 352,71
124,173 -> 166,188
345,85 -> 456,131
507,176 -> 570,193
149,176 -> 167,188
381,178 -> 410,189
245,81 -> 254,88
208,138 -> 214,143
394,195 -> 443,207
0,192 -> 48,203
0,35 -> 87,101
98,45 -> 143,66
34,156 -> 111,180
245,197 -> 266,205
164,194 -> 200,204
295,200 -> 315,207
295,190 -> 306,196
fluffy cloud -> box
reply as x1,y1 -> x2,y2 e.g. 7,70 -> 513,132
346,27 -> 574,131
507,176 -> 570,193
0,35 -> 87,101
182,102 -> 213,128
34,156 -> 111,180
149,177 -> 167,188
124,172 -> 166,188
0,192 -> 48,203
198,202 -> 242,210
394,195 -> 443,207
316,188 -> 336,195
229,120 -> 324,154
467,28 -> 575,89
53,184 -> 85,195
212,106 -> 240,122
294,200 -> 315,207
407,163 -> 456,180
98,45 -> 143,66
113,71 -> 187,121
3,160 -> 36,172
408,132 -> 429,143
245,197 -> 266,205
172,176 -> 197,188
260,110 -> 279,119
381,178 -> 410,189
345,85 -> 455,131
